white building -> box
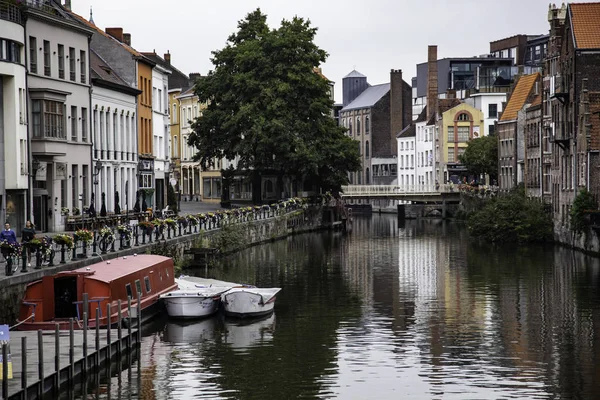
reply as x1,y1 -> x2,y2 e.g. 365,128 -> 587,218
90,50 -> 139,215
0,3 -> 29,233
466,93 -> 506,136
150,64 -> 171,210
397,125 -> 415,187
26,2 -> 95,232
414,109 -> 435,187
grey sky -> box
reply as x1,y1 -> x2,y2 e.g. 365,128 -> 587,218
73,0 -> 578,102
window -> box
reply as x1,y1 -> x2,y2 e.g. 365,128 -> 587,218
448,147 -> 455,163
69,47 -> 75,81
489,124 -> 495,135
81,107 -> 88,142
126,283 -> 133,299
29,37 -> 37,73
43,40 -> 50,76
457,113 -> 470,122
32,100 -> 65,139
144,276 -> 151,293
172,104 -> 177,123
356,117 -> 361,134
365,141 -> 370,159
457,126 -> 470,142
135,279 -> 142,298
488,103 -> 498,118
58,44 -> 64,79
448,126 -> 455,142
173,135 -> 178,157
71,106 -> 77,141
365,116 -> 370,134
80,50 -> 86,83
349,120 -> 353,136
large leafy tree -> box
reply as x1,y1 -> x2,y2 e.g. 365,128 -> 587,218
188,9 -> 360,202
458,135 -> 498,181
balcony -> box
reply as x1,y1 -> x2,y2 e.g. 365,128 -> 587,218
552,120 -> 572,150
550,75 -> 568,104
0,1 -> 23,25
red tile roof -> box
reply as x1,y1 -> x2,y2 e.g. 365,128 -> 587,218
500,74 -> 539,122
570,2 -> 600,49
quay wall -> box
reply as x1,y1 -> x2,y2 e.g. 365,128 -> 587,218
0,208 -> 324,325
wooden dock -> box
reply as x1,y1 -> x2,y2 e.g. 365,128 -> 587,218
1,299 -> 142,399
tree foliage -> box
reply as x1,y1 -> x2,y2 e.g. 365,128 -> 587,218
459,135 -> 498,180
467,186 -> 553,243
188,9 -> 360,200
570,187 -> 599,233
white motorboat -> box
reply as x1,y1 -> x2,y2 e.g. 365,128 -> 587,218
159,287 -> 229,319
221,287 -> 281,318
176,275 -> 245,290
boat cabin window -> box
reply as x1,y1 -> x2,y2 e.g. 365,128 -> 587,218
165,269 -> 169,278
144,276 -> 151,293
159,271 -> 163,281
126,283 -> 133,299
135,279 -> 142,297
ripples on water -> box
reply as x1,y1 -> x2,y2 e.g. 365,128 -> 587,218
75,215 -> 600,399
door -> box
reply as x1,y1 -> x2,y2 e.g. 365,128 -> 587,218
33,195 -> 48,232
54,277 -> 78,319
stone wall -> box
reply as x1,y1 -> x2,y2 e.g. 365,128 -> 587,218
0,208 -> 323,326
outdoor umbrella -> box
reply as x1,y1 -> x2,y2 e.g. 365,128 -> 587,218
133,190 -> 140,213
115,191 -> 121,214
100,192 -> 107,217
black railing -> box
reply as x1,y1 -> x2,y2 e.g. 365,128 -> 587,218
0,1 -> 23,24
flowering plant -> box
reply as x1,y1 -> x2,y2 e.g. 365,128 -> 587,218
53,234 -> 74,249
1,240 -> 22,256
151,219 -> 165,228
72,207 -> 80,216
138,221 -> 154,231
187,215 -> 198,226
117,224 -> 132,239
99,226 -> 114,238
74,229 -> 93,243
61,207 -> 70,216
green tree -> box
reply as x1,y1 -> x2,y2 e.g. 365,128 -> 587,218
459,135 -> 498,181
167,183 -> 178,214
188,9 -> 360,203
570,187 -> 598,233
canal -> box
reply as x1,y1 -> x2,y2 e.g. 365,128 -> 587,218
76,214 -> 600,399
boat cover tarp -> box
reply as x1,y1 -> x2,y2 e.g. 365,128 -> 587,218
224,287 -> 282,304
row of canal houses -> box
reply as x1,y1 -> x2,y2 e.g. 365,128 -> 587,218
0,0 -> 231,234
341,2 -> 600,242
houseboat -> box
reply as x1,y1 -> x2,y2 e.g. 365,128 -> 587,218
16,254 -> 177,330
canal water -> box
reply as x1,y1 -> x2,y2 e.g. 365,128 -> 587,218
78,215 -> 600,399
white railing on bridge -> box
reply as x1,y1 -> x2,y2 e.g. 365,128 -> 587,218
341,184 -> 456,196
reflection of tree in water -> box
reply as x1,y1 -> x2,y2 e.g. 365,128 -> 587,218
185,233 -> 362,399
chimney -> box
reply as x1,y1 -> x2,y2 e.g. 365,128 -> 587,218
390,69 -> 404,156
164,51 -> 171,65
123,33 -> 131,46
189,73 -> 202,83
106,28 -> 124,43
427,45 -> 438,123
64,0 -> 71,10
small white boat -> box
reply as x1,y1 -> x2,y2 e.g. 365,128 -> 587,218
176,275 -> 244,290
159,287 -> 229,319
221,287 -> 281,318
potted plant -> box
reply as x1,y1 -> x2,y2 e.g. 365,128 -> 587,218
117,224 -> 132,240
138,220 -> 154,234
53,234 -> 74,249
99,226 -> 114,240
0,241 -> 21,257
74,229 -> 93,244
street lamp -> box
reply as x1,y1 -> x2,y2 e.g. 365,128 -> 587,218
169,161 -> 181,213
93,161 -> 102,213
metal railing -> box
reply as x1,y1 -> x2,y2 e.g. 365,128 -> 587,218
341,184 -> 456,196
0,1 -> 23,24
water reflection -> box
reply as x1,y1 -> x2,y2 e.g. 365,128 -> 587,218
76,215 -> 600,399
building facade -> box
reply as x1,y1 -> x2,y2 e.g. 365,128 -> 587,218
27,3 -> 94,232
0,1 -> 28,233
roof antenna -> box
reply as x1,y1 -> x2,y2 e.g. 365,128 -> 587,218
89,6 -> 95,25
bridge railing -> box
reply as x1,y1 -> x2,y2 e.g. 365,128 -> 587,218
341,184 -> 456,196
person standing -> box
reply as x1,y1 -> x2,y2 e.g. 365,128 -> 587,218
0,222 -> 17,244
21,220 -> 36,268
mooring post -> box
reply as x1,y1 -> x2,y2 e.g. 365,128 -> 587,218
107,303 -> 112,361
21,336 -> 27,392
95,310 -> 100,371
127,297 -> 132,350
117,299 -> 123,356
54,323 -> 60,395
137,291 -> 142,344
83,312 -> 88,375
37,330 -> 43,399
69,319 -> 74,384
2,344 -> 8,399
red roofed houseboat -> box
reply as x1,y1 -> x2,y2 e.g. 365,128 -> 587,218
17,254 -> 177,330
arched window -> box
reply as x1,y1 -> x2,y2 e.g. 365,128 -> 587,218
366,167 -> 370,184
357,171 -> 362,184
457,113 -> 470,121
173,135 -> 178,157
356,116 -> 361,134
349,120 -> 353,136
172,104 -> 177,123
365,141 -> 370,159
365,116 -> 370,134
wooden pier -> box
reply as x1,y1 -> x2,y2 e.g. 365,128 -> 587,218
1,299 -> 142,399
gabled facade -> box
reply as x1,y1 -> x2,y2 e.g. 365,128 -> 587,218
90,50 -> 140,215
0,1 -> 28,233
497,73 -> 540,191
26,2 -> 95,232
397,125 -> 415,187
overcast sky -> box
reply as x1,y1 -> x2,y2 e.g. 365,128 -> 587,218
71,0 -> 578,102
